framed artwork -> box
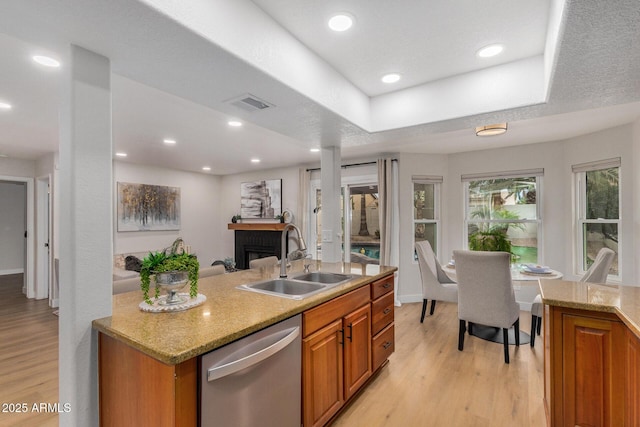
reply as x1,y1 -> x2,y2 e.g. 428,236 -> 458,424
117,182 -> 181,231
240,179 -> 282,219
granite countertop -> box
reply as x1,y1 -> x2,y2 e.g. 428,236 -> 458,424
92,261 -> 396,365
539,279 -> 640,337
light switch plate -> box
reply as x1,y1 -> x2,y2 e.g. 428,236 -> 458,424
322,230 -> 333,242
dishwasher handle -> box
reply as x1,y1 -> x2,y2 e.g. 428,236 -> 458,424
207,326 -> 300,382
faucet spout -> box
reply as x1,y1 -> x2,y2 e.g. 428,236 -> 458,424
280,223 -> 307,278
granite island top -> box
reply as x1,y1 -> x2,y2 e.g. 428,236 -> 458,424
539,278 -> 640,337
92,261 -> 397,365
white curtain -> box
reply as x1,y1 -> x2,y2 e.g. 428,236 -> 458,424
298,167 -> 311,252
378,158 -> 401,306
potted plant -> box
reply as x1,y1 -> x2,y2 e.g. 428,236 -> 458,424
140,238 -> 199,305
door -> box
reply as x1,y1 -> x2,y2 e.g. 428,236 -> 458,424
343,304 -> 372,400
36,175 -> 51,302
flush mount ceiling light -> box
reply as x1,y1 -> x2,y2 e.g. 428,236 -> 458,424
381,73 -> 401,84
475,123 -> 508,136
477,44 -> 504,58
328,14 -> 354,32
251,158 -> 261,163
310,148 -> 320,153
0,102 -> 12,110
228,120 -> 243,127
163,139 -> 176,145
115,152 -> 127,157
32,55 -> 61,68
202,166 -> 211,171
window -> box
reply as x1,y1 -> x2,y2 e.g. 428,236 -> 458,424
573,158 -> 620,277
413,176 -> 441,260
463,169 -> 542,264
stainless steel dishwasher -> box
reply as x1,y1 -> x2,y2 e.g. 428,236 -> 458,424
200,314 -> 301,427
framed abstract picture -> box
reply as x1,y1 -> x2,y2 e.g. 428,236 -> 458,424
117,182 -> 181,231
240,179 -> 282,219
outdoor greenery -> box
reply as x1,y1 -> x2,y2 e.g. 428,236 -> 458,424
140,238 -> 199,305
468,229 -> 513,254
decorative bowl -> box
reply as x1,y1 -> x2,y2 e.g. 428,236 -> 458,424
156,271 -> 189,305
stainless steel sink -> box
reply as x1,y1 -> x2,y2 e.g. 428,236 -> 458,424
237,279 -> 327,300
291,272 -> 352,285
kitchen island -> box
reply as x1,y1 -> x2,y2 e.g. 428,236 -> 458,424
93,261 -> 397,427
538,279 -> 640,427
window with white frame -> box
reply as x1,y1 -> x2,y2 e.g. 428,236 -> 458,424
573,158 -> 620,277
463,169 -> 542,264
413,175 -> 441,260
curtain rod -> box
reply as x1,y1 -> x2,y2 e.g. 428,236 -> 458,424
306,158 -> 397,172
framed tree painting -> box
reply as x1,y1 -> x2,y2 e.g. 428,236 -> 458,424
117,182 -> 181,231
240,179 -> 282,219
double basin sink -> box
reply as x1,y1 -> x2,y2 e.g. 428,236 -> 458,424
237,272 -> 353,300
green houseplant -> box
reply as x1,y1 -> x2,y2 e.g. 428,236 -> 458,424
140,238 -> 199,305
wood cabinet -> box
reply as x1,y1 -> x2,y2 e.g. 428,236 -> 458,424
302,286 -> 371,427
544,306 -> 626,427
626,328 -> 640,426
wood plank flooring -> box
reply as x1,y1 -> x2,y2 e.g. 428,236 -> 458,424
332,301 -> 546,427
0,273 -> 545,426
0,274 -> 58,427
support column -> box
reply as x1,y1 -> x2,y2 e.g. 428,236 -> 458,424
58,45 -> 113,425
321,146 -> 342,262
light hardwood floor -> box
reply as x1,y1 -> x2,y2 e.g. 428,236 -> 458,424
0,274 -> 58,427
0,274 -> 545,426
332,301 -> 546,427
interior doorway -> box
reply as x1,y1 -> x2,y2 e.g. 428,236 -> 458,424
0,175 -> 34,298
37,175 -> 52,304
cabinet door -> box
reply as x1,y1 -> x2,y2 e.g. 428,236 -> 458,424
343,304 -> 372,400
562,314 -> 625,427
626,328 -> 640,426
303,319 -> 344,427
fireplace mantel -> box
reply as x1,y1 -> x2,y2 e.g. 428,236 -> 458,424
227,223 -> 287,231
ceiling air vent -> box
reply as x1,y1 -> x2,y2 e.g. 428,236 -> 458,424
226,93 -> 275,112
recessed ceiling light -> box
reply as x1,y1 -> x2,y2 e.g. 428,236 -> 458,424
163,139 -> 177,145
328,14 -> 354,32
228,120 -> 243,127
381,73 -> 401,84
115,152 -> 127,157
0,102 -> 12,110
32,55 -> 61,68
202,166 -> 211,171
251,158 -> 260,163
310,148 -> 320,153
477,44 -> 504,58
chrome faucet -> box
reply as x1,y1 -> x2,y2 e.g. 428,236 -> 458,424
280,223 -> 307,278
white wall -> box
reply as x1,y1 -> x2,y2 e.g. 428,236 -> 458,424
113,161 -> 223,266
0,181 -> 26,274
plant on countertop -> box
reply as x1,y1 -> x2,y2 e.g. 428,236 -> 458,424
140,238 -> 200,305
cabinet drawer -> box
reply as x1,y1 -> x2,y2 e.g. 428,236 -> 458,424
303,286 -> 370,337
372,322 -> 394,372
371,275 -> 394,300
371,292 -> 394,336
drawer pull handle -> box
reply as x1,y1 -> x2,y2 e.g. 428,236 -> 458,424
339,329 -> 344,346
383,308 -> 391,315
383,341 -> 392,349
382,283 -> 391,289
347,323 -> 353,342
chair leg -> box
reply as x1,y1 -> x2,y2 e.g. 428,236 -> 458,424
458,320 -> 466,351
514,318 -> 520,347
468,322 -> 473,335
502,328 -> 510,363
537,316 -> 542,335
429,300 -> 437,315
530,315 -> 538,347
420,299 -> 428,323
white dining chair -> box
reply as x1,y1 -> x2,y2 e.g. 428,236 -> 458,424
415,241 -> 457,322
529,247 -> 616,347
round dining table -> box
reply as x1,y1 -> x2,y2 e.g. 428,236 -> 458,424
442,263 -> 563,345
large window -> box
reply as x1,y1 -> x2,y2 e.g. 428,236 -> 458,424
413,176 -> 441,260
574,158 -> 620,277
463,170 -> 542,264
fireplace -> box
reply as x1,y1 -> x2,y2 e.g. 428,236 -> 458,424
233,229 -> 286,270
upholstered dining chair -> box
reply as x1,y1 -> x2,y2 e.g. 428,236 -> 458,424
249,256 -> 279,270
454,250 -> 521,364
415,241 -> 457,322
529,247 -> 616,347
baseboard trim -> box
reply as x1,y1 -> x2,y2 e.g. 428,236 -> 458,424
51,298 -> 59,308
0,268 -> 24,276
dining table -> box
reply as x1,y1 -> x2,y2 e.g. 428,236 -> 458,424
442,262 -> 563,345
